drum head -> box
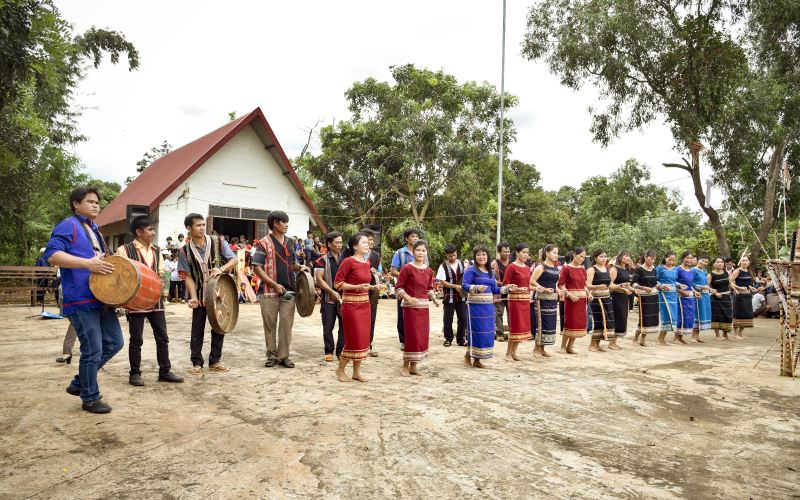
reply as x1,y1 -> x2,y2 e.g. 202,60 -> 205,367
203,273 -> 239,334
89,255 -> 140,306
369,273 -> 380,307
295,270 -> 316,317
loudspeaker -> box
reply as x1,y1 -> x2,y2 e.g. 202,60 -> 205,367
125,204 -> 150,243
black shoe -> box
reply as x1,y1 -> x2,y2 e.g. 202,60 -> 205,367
82,399 -> 112,414
129,374 -> 144,386
158,372 -> 184,383
66,385 -> 80,396
279,358 -> 295,368
265,358 -> 278,368
457,340 -> 467,347
443,340 -> 452,347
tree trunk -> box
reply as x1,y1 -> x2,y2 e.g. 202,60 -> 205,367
748,136 -> 791,267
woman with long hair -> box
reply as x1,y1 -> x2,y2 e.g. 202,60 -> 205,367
530,244 -> 560,357
691,256 -> 712,342
395,240 -> 440,377
708,257 -> 733,340
502,243 -> 533,361
656,251 -> 680,346
631,250 -> 659,346
462,245 -> 515,367
674,251 -> 697,344
730,255 -> 756,339
586,249 -> 616,352
333,233 -> 380,382
557,247 -> 590,354
610,250 -> 635,348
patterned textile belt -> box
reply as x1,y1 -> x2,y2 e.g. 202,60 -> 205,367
693,286 -> 710,293
508,291 -> 531,301
467,293 -> 494,304
659,284 -> 677,291
592,290 -> 610,298
734,290 -> 752,295
402,298 -> 430,308
342,294 -> 369,303
635,288 -> 658,296
714,291 -> 731,296
537,291 -> 559,301
566,289 -> 587,299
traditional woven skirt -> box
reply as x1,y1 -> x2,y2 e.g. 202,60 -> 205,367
402,299 -> 430,362
658,288 -> 678,333
611,292 -> 629,338
732,291 -> 754,328
340,294 -> 371,360
590,291 -> 615,340
711,292 -> 733,332
694,291 -> 712,333
532,291 -> 558,346
467,294 -> 495,359
636,291 -> 660,335
562,290 -> 588,338
507,291 -> 532,342
676,295 -> 696,335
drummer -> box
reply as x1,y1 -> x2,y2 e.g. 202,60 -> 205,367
45,187 -> 123,414
115,216 -> 183,386
178,213 -> 238,376
252,211 -> 310,369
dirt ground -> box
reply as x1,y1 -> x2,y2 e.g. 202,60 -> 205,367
1,300 -> 799,499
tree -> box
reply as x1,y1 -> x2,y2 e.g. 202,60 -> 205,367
125,140 -> 172,185
0,0 -> 138,263
522,0 -> 749,257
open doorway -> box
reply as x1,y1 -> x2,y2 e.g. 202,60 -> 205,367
211,217 -> 255,241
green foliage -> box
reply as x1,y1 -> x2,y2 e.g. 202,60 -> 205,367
0,0 -> 138,264
125,140 -> 172,185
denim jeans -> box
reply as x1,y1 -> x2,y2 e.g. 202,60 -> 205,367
67,307 -> 124,402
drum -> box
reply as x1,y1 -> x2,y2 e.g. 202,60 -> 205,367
295,269 -> 316,317
89,255 -> 161,311
369,273 -> 380,307
203,273 -> 238,334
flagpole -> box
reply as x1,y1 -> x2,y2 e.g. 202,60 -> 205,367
496,0 -> 507,246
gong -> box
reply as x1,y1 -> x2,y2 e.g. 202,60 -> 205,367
203,273 -> 239,334
295,269 -> 316,317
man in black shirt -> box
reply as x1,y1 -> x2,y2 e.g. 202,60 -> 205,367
252,211 -> 309,368
314,232 -> 344,361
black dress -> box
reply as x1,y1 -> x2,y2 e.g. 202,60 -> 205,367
611,265 -> 631,337
632,266 -> 659,335
732,270 -> 754,328
709,271 -> 732,332
590,266 -> 615,339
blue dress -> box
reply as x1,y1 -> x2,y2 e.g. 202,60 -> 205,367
692,267 -> 711,333
656,265 -> 679,333
675,267 -> 696,335
463,266 -> 502,359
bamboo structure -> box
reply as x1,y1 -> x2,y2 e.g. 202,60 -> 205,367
766,224 -> 800,377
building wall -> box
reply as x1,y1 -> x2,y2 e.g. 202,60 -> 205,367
156,124 -> 312,244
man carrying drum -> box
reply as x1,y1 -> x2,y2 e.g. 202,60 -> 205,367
115,216 -> 183,386
178,213 -> 238,376
45,187 -> 123,414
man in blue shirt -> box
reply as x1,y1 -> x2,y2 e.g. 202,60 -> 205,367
45,187 -> 123,414
390,228 -> 426,349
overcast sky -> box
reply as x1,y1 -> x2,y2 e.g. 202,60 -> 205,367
58,0 -> 711,210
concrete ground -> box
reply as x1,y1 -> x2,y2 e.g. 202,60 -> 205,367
0,301 -> 798,499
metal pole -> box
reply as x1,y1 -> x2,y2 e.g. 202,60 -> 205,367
496,0 -> 507,246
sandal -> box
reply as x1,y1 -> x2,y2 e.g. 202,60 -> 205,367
443,340 -> 452,347
209,363 -> 230,372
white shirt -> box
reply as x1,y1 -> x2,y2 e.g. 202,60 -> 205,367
752,293 -> 765,309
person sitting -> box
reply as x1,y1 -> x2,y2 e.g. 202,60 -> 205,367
752,291 -> 767,317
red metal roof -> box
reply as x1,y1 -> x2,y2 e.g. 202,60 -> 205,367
95,107 -> 326,232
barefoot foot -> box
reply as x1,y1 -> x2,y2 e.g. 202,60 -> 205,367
336,369 -> 352,382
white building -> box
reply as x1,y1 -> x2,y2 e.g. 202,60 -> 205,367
96,107 -> 326,248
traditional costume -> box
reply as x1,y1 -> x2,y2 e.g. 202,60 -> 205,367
732,270 -> 755,329
709,270 -> 733,332
396,264 -> 435,362
463,266 -> 505,359
334,256 -> 372,360
611,265 -> 631,338
692,267 -> 712,334
656,265 -> 679,333
589,266 -> 615,340
502,263 -> 533,342
558,265 -> 588,338
632,266 -> 660,336
436,259 -> 466,345
532,263 -> 560,346
675,267 -> 696,336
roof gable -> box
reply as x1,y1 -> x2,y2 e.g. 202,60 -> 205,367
96,108 -> 326,232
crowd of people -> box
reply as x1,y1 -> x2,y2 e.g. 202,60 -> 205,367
44,186 -> 781,414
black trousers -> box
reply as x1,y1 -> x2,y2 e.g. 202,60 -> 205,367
443,301 -> 467,344
190,306 -> 224,367
370,303 -> 377,346
396,299 -> 405,343
127,310 -> 171,376
321,302 -> 344,356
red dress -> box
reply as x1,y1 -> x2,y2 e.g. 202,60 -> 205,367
502,263 -> 532,341
396,264 -> 434,362
558,265 -> 588,338
334,256 -> 371,360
